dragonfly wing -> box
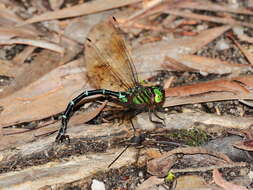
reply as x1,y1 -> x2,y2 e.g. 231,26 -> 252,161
85,17 -> 139,91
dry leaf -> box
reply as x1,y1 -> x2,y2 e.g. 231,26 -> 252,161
177,0 -> 253,15
213,169 -> 249,190
177,54 -> 252,74
147,154 -> 177,177
147,147 -> 232,177
136,176 -> 163,190
0,59 -> 86,128
134,25 -> 231,79
166,9 -> 253,29
164,75 -> 253,107
165,77 -> 250,97
21,0 -> 142,25
233,140 -> 253,151
0,38 -> 64,54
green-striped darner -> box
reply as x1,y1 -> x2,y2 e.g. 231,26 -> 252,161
56,17 -> 165,142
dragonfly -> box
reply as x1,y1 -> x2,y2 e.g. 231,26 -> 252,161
56,17 -> 165,142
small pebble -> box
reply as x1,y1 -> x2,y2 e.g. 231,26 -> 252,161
91,179 -> 105,190
232,26 -> 244,36
248,170 -> 253,179
239,167 -> 249,176
138,171 -> 143,177
216,39 -> 229,50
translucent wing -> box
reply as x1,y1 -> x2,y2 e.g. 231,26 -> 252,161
85,17 -> 138,91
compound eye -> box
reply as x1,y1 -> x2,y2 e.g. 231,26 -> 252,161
153,88 -> 163,103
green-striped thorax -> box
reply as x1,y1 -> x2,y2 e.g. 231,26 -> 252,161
119,86 -> 165,108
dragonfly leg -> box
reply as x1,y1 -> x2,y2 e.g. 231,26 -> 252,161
129,119 -> 136,135
153,110 -> 165,126
148,109 -> 164,125
56,89 -> 126,142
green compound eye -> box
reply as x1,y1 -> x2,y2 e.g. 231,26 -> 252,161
153,88 -> 164,103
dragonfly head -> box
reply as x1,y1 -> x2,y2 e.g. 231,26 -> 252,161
151,86 -> 165,105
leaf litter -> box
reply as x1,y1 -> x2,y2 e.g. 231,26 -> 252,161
0,0 -> 253,190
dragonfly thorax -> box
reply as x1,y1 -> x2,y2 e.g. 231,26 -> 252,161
119,86 -> 165,109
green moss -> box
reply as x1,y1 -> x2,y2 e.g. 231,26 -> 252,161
167,128 -> 209,146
